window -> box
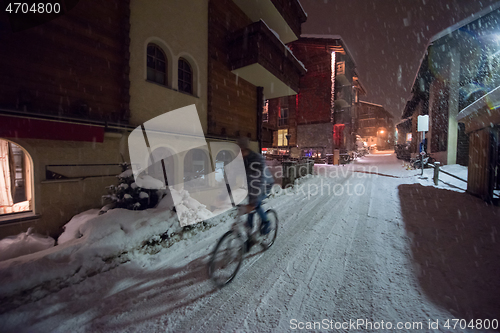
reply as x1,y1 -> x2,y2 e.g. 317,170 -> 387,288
263,100 -> 269,123
147,44 -> 167,85
0,139 -> 32,215
277,129 -> 288,146
178,58 -> 193,94
279,97 -> 289,127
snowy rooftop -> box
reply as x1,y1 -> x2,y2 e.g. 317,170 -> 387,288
300,34 -> 359,69
430,2 -> 500,43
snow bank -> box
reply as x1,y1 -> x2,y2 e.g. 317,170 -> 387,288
0,228 -> 55,262
166,188 -> 215,227
58,209 -> 100,245
0,188 -> 217,301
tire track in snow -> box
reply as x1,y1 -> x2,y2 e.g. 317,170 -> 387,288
173,173 -> 371,332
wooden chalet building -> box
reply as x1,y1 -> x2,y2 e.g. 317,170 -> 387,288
265,35 -> 361,160
401,4 -> 500,166
354,101 -> 394,150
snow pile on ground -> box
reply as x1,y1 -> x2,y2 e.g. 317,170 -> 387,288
169,188 -> 214,227
417,164 -> 468,192
0,188 -> 221,303
0,228 -> 55,262
58,209 -> 100,245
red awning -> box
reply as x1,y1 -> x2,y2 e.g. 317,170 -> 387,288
0,115 -> 104,142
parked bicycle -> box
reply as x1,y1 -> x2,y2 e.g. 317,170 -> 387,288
410,152 -> 436,169
208,200 -> 278,288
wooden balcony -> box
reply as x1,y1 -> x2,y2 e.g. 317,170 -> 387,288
228,20 -> 307,99
232,0 -> 307,44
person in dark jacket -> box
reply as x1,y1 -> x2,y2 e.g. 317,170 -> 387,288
237,137 -> 271,235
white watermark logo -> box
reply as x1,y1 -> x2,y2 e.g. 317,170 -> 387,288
128,105 -> 248,226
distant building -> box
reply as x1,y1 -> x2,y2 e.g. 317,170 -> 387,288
266,35 -> 360,159
354,102 -> 394,150
395,118 -> 412,145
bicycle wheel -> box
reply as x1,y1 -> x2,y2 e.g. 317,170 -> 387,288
259,209 -> 278,250
208,230 -> 244,288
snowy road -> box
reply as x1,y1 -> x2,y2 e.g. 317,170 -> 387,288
2,151 -> 499,332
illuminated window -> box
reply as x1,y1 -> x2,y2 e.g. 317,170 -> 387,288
277,129 -> 288,146
147,44 -> 167,86
0,139 -> 32,215
263,100 -> 269,123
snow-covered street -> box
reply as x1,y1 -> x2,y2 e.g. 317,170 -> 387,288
1,151 -> 499,332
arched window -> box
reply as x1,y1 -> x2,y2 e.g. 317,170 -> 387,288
178,58 -> 193,94
0,139 -> 32,215
147,44 -> 167,86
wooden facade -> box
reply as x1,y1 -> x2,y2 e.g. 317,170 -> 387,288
291,41 -> 333,125
0,0 -> 131,123
355,102 -> 394,149
270,0 -> 306,38
207,0 -> 306,143
207,0 -> 258,140
267,36 -> 359,154
402,8 -> 500,166
458,91 -> 500,202
228,20 -> 304,94
467,128 -> 492,199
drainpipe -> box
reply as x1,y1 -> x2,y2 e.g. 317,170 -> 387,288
257,87 -> 264,152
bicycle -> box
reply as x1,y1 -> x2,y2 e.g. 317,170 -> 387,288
410,152 -> 436,169
208,201 -> 278,288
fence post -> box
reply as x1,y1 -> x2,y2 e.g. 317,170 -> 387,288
433,162 -> 440,185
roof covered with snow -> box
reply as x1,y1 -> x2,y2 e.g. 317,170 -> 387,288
406,3 -> 500,106
300,34 -> 358,69
430,2 -> 500,43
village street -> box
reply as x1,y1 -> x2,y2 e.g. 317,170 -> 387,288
1,151 -> 499,332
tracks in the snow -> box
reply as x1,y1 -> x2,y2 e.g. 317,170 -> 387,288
172,173 -> 373,332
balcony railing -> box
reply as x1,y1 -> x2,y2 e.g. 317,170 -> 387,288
231,0 -> 307,44
228,20 -> 307,98
269,0 -> 307,41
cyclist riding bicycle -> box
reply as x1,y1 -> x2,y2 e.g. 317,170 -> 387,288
237,137 -> 272,236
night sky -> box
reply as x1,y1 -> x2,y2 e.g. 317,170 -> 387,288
300,0 -> 499,119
